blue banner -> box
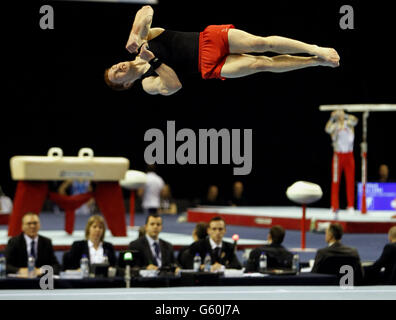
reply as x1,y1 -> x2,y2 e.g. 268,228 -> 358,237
357,182 -> 396,210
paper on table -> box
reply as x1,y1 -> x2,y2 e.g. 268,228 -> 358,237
224,269 -> 245,278
243,273 -> 268,277
6,273 -> 60,279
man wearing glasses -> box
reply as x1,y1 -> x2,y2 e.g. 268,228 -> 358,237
5,212 -> 60,276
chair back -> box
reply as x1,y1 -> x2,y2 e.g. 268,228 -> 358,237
390,263 -> 396,285
317,255 -> 364,285
265,248 -> 293,269
62,251 -> 72,271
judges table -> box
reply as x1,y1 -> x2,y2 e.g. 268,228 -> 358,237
0,272 -> 339,289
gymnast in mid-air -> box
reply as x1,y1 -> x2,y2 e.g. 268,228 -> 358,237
104,5 -> 340,95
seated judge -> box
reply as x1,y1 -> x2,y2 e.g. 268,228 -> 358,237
188,216 -> 242,272
365,226 -> 396,284
5,212 -> 60,276
126,213 -> 179,272
177,222 -> 208,268
245,225 -> 293,272
311,223 -> 363,282
63,215 -> 116,270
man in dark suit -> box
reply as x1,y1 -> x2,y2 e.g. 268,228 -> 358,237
177,222 -> 208,268
365,226 -> 396,284
125,213 -> 178,272
245,225 -> 293,272
311,223 -> 363,280
187,216 -> 242,271
5,212 -> 60,276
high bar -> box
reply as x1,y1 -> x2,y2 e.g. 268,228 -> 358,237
319,104 -> 396,112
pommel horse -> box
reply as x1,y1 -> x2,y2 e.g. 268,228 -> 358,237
8,147 -> 129,236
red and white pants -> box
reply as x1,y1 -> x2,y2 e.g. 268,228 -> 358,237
331,151 -> 355,210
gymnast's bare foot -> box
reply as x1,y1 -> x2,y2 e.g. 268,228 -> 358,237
316,56 -> 339,68
314,47 -> 340,67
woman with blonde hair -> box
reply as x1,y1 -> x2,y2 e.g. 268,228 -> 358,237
63,215 -> 116,270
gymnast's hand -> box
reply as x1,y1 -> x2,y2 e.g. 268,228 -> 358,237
126,33 -> 141,54
139,43 -> 155,62
330,110 -> 338,119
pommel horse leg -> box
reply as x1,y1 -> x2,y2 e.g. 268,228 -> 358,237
95,182 -> 127,236
8,181 -> 48,237
129,190 -> 136,227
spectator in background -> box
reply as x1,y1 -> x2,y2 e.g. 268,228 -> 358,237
377,164 -> 394,182
365,226 -> 396,284
200,185 -> 225,206
0,185 -> 13,214
229,181 -> 248,206
62,215 -> 116,270
58,179 -> 96,215
245,225 -> 293,272
159,184 -> 178,215
138,164 -> 165,214
138,225 -> 146,238
177,222 -> 208,268
5,212 -> 60,276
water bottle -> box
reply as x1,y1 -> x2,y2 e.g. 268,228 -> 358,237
292,254 -> 300,274
0,254 -> 6,279
259,252 -> 267,273
28,255 -> 35,278
203,253 -> 211,272
80,254 -> 89,278
193,253 -> 202,272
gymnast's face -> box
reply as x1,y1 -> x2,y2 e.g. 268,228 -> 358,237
337,109 -> 345,120
107,61 -> 136,88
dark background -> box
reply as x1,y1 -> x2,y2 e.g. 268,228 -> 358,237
2,0 -> 395,208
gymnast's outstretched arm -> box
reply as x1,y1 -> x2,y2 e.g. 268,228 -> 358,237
126,5 -> 154,53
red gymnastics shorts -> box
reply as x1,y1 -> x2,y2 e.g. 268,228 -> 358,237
198,24 -> 235,80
